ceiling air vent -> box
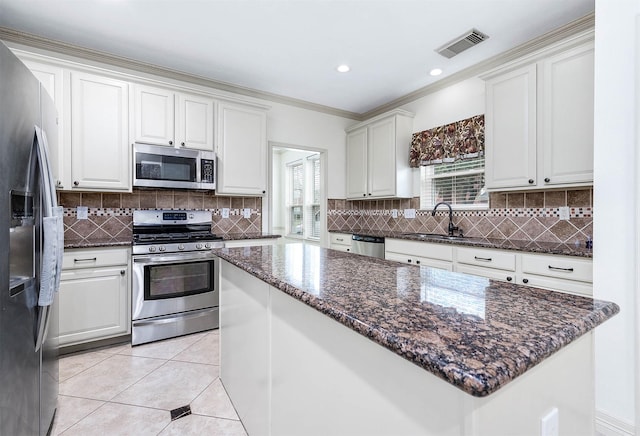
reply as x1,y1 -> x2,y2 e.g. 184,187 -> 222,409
436,29 -> 489,59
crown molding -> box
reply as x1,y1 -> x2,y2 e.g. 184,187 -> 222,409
0,11 -> 594,123
0,26 -> 362,121
360,12 -> 595,120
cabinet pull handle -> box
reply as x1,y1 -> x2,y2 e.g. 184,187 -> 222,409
120,270 -> 125,275
336,238 -> 343,242
74,257 -> 97,263
528,179 -> 534,184
544,177 -> 551,183
548,265 -> 574,272
474,256 -> 492,262
506,276 -> 513,282
169,140 -> 173,145
522,278 -> 529,284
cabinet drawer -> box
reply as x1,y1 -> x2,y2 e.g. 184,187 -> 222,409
521,254 -> 592,283
63,247 -> 130,270
330,233 -> 352,246
456,264 -> 516,283
385,239 -> 453,261
457,247 -> 516,271
518,275 -> 592,297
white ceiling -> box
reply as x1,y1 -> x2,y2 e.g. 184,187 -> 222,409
0,0 -> 594,115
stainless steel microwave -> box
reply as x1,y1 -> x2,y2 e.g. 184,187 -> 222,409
133,143 -> 216,190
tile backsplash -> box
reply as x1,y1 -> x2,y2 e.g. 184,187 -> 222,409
58,189 -> 262,244
327,188 -> 593,245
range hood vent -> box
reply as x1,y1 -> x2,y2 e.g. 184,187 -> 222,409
436,29 -> 489,58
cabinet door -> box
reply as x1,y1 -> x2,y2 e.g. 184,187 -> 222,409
216,102 -> 267,195
58,266 -> 130,346
367,117 -> 397,198
134,84 -> 175,147
345,128 -> 367,199
541,43 -> 594,186
21,60 -> 68,190
71,72 -> 130,191
485,64 -> 537,189
176,92 -> 214,151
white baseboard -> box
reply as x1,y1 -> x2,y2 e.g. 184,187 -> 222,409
596,410 -> 635,436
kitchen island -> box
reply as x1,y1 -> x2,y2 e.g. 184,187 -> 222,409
215,244 -> 618,436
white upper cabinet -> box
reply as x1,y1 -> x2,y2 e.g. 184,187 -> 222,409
216,101 -> 268,196
20,58 -> 68,190
540,43 -> 594,186
70,71 -> 130,191
133,84 -> 214,151
483,36 -> 594,191
485,64 -> 537,189
345,109 -> 414,200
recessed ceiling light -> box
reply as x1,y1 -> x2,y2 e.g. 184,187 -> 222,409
336,65 -> 350,73
430,68 -> 443,76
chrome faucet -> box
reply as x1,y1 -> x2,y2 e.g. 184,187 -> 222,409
431,202 -> 459,237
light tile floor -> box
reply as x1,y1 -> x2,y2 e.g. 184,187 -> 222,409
53,330 -> 247,436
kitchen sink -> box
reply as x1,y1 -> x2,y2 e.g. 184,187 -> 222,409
402,233 -> 468,241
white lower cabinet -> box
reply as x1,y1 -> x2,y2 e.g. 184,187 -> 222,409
385,239 -> 454,271
385,239 -> 591,295
58,247 -> 131,347
329,233 -> 352,253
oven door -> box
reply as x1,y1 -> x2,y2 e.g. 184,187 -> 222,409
132,251 -> 219,321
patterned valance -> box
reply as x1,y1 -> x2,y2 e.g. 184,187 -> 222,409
409,114 -> 484,168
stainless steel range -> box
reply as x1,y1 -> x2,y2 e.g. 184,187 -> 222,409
131,210 -> 224,346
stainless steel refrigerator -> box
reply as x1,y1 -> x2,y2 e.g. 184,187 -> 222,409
0,41 -> 62,435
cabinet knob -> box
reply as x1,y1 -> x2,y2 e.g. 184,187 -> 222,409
407,259 -> 412,263
169,140 -> 173,145
74,181 -> 79,186
181,142 -> 185,147
368,193 -> 372,196
544,177 -> 550,183
506,276 -> 512,282
262,190 -> 266,194
416,260 -> 420,265
522,278 -> 529,284
528,179 -> 534,184
120,270 -> 125,275
363,194 -> 366,197
346,248 -> 350,251
56,180 -> 63,188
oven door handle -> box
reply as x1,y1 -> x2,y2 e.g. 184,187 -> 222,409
133,253 -> 218,265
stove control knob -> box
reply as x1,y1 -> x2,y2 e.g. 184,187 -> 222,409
158,246 -> 166,252
178,244 -> 185,251
205,243 -> 212,249
148,246 -> 156,253
196,243 -> 203,249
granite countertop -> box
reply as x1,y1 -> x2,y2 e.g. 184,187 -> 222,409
64,233 -> 281,249
331,229 -> 593,258
214,244 -> 618,397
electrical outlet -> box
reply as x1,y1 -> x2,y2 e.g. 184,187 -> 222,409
558,206 -> 570,221
243,208 -> 251,219
391,209 -> 398,218
540,408 -> 559,436
76,206 -> 88,220
404,208 -> 416,219
221,208 -> 230,219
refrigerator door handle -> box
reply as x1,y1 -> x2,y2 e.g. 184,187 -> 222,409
34,126 -> 63,351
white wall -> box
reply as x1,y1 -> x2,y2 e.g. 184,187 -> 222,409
399,77 -> 486,196
593,0 -> 638,431
266,102 -> 353,199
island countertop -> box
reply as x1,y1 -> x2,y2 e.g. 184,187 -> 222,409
214,243 -> 618,397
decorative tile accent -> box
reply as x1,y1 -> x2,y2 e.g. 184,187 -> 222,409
328,187 -> 593,245
60,189 -> 264,244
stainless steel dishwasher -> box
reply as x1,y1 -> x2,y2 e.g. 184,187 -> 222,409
351,234 -> 385,259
